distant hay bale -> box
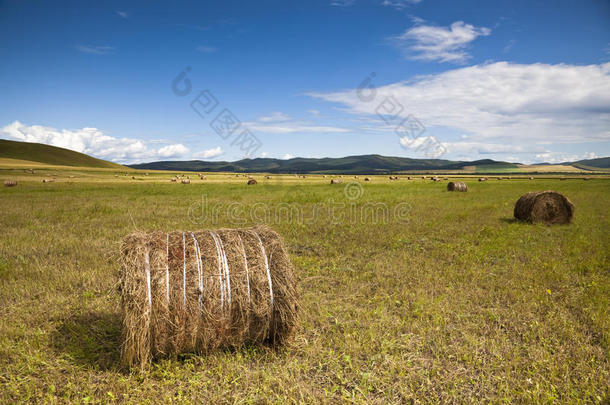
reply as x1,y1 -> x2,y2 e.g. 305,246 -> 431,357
115,175 -> 119,178
323,175 -> 327,178
560,177 -> 567,181
514,191 -> 574,225
181,179 -> 190,184
132,176 -> 136,180
407,176 -> 411,180
265,176 -> 271,179
447,181 -> 467,192
247,179 -> 257,185
200,175 -> 206,180
119,226 -> 298,369
42,179 -> 54,183
478,177 -> 487,182
529,177 -> 534,180
364,177 -> 371,181
330,179 -> 343,184
170,178 -> 177,182
4,180 -> 17,187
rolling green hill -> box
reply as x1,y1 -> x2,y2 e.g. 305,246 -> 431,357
571,157 -> 610,170
130,155 -> 519,174
0,139 -> 124,169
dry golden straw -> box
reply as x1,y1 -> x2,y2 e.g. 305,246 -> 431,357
447,181 -> 467,192
514,190 -> 574,225
119,225 -> 298,369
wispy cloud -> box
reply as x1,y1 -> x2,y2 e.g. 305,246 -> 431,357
309,62 -> 610,148
382,0 -> 422,10
245,113 -> 348,134
389,21 -> 491,63
76,45 -> 114,55
116,11 -> 128,19
503,39 -> 516,54
193,146 -> 223,159
196,45 -> 216,53
330,0 -> 355,7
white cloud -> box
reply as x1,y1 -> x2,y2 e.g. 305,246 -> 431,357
76,45 -> 114,55
245,113 -> 349,134
382,0 -> 421,10
390,21 -> 490,63
157,144 -> 189,158
331,0 -> 355,7
258,112 -> 291,122
282,153 -> 293,159
196,46 -> 216,53
309,62 -> 610,147
260,152 -> 269,158
116,11 -> 128,19
0,121 -> 188,163
308,109 -> 321,116
534,151 -> 599,164
193,146 -> 223,159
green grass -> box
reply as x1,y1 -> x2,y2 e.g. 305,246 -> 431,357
0,139 -> 125,169
0,169 -> 608,403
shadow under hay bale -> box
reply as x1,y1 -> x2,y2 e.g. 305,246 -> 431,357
514,190 -> 574,225
447,181 -> 467,192
120,225 -> 298,369
51,312 -> 122,371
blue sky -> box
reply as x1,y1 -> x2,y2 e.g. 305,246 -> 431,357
1,0 -> 609,164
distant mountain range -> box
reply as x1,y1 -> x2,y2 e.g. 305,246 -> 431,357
130,155 -> 520,174
1,139 -> 608,173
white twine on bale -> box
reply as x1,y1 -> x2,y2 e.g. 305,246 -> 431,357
144,246 -> 152,310
254,232 -> 273,310
165,233 -> 170,304
182,232 -> 186,308
191,232 -> 203,308
237,233 -> 251,304
217,233 -> 232,308
210,231 -> 225,309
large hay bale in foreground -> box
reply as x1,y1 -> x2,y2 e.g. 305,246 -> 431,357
514,191 -> 574,224
447,181 -> 467,192
120,226 -> 298,369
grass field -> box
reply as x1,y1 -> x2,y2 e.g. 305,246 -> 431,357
0,166 -> 608,403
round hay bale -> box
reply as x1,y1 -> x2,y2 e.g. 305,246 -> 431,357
181,179 -> 190,184
529,177 -> 534,180
132,176 -> 136,180
407,176 -> 411,180
447,181 -> 467,192
42,179 -> 54,183
514,191 -> 574,225
330,178 -> 343,184
119,225 -> 298,369
4,180 -> 17,187
247,179 -> 257,185
364,177 -> 371,181
478,177 -> 487,182
265,176 -> 271,179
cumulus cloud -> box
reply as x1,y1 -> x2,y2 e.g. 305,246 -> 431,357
157,143 -> 189,158
0,121 -> 187,163
282,153 -> 293,159
308,62 -> 610,149
193,146 -> 223,159
390,21 -> 490,63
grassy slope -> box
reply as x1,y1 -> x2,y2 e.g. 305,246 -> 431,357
0,139 -> 125,169
0,168 -> 608,403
